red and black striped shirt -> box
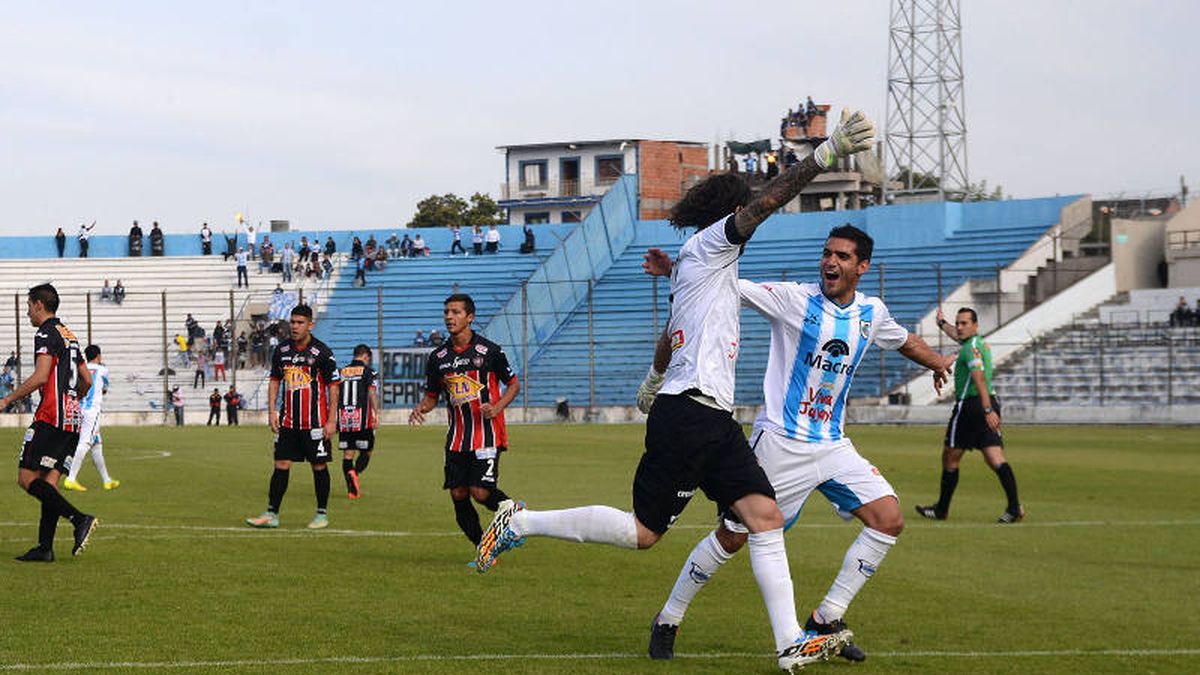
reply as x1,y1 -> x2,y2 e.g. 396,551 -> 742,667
270,337 -> 340,430
33,317 -> 84,432
424,333 -> 516,453
337,360 -> 376,433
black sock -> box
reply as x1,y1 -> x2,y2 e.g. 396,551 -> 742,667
342,458 -> 355,489
481,488 -> 509,512
26,478 -> 83,522
354,452 -> 371,475
268,468 -> 289,513
936,469 -> 959,516
38,502 -> 59,551
453,498 -> 483,545
994,463 -> 1021,513
314,468 -> 330,512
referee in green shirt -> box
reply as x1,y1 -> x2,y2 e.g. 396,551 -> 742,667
916,307 -> 1024,523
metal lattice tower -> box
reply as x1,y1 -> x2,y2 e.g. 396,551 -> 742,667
884,0 -> 969,201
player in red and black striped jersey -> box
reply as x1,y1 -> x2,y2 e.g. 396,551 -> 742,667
245,304 -> 340,530
1,284 -> 97,561
409,294 -> 521,547
338,344 -> 380,499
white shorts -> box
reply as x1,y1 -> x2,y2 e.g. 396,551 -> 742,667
78,409 -> 103,448
725,425 -> 896,534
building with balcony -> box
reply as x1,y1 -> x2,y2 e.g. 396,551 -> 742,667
497,139 -> 709,225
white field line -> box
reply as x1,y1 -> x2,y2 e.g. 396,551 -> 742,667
124,450 -> 172,461
2,648 -> 1199,671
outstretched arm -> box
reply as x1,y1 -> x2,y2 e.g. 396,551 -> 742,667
897,333 -> 955,395
732,109 -> 875,241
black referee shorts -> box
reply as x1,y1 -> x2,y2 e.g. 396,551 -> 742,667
945,395 -> 1003,450
634,393 -> 775,535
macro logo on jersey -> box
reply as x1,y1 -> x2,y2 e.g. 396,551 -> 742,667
33,318 -> 84,432
822,339 -> 850,358
802,338 -> 856,375
424,334 -> 516,453
270,339 -> 339,430
337,361 -> 375,432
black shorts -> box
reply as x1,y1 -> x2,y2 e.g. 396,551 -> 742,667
18,421 -> 79,474
338,429 -> 375,452
274,428 -> 333,464
945,395 -> 1004,450
443,448 -> 500,490
634,393 -> 775,535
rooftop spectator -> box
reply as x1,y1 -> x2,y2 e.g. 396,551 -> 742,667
113,280 -> 125,305
373,246 -> 388,271
222,231 -> 236,261
386,232 -> 401,259
200,223 -> 213,255
413,234 -> 429,257
472,225 -> 484,255
150,221 -> 165,256
325,236 -> 336,257
79,221 -> 96,258
129,221 -> 144,257
520,226 -> 535,254
351,236 -> 363,260
366,234 -> 378,258
450,224 -> 467,256
55,227 -> 66,258
484,225 -> 500,254
100,279 -> 113,302
400,234 -> 414,258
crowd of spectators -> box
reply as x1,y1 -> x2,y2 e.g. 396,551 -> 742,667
781,95 -> 821,137
1169,296 -> 1200,326
176,313 -> 288,387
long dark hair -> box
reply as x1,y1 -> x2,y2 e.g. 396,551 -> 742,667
668,173 -> 751,231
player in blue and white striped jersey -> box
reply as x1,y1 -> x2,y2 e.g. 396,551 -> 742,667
63,344 -> 119,492
643,225 -> 954,662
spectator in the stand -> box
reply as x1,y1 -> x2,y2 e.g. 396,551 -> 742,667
1195,299 -> 1200,325
235,247 -> 249,288
427,328 -> 443,345
208,388 -> 222,426
245,223 -> 257,260
214,347 -> 227,381
520,226 -> 535,254
765,151 -> 779,178
412,330 -> 426,347
112,280 -> 125,305
484,224 -> 500,254
299,236 -> 312,262
221,231 -> 236,261
185,314 -> 199,343
366,235 -> 378,260
373,247 -> 388,271
351,236 -> 364,260
400,234 -> 414,258
450,224 -> 467,255
213,322 -> 227,353
100,280 -> 113,302
171,386 -> 184,426
5,351 -> 17,372
386,232 -> 401,259
784,148 -> 799,168
472,225 -> 484,255
273,284 -> 283,296
175,334 -> 189,365
259,237 -> 274,274
742,152 -> 758,175
306,259 -> 321,279
193,347 -> 207,389
251,329 -> 266,367
150,221 -> 165,256
224,385 -> 242,426
353,254 -> 366,287
321,252 -> 334,277
236,332 -> 248,369
413,234 -> 429,257
78,221 -> 96,258
1170,296 -> 1190,326
280,243 -> 295,283
55,227 -> 66,257
325,236 -> 336,257
200,223 -> 213,255
129,221 -> 144,256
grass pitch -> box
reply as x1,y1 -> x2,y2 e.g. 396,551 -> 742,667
1,423 -> 1197,674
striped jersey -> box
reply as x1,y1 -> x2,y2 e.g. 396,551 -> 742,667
740,280 -> 908,442
269,337 -> 340,430
33,317 -> 84,432
80,362 -> 109,412
954,335 -> 993,399
658,215 -> 744,411
337,359 -> 377,433
424,333 -> 516,453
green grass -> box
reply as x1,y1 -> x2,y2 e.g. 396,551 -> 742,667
1,424 -> 1197,674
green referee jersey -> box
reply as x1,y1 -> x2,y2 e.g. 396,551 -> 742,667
954,335 -> 994,399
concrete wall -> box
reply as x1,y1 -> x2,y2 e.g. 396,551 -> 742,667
1112,217 -> 1167,292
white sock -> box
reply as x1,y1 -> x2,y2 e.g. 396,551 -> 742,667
815,527 -> 896,623
659,530 -> 735,625
510,506 -> 637,549
748,528 -> 802,652
91,443 -> 112,483
66,441 -> 90,482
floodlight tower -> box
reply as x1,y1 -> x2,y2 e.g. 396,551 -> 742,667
883,0 -> 969,201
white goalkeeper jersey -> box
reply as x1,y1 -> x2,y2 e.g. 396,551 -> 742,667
659,216 -> 743,412
81,362 -> 109,412
739,280 -> 908,442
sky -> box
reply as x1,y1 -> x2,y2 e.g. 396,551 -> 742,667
1,1 -> 1196,235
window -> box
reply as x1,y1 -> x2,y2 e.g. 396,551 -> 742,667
562,211 -> 583,223
519,160 -> 548,189
595,155 -> 624,185
525,212 -> 550,225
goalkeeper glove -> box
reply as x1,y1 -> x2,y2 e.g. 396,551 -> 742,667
635,367 -> 665,414
812,108 -> 875,169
